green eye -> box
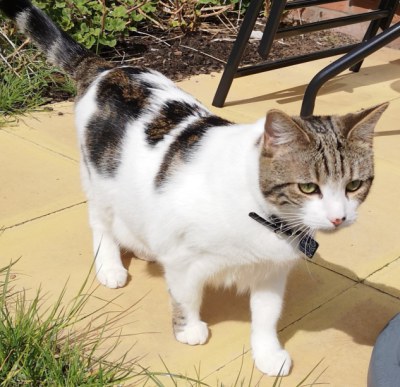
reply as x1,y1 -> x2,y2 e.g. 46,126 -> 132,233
298,183 -> 319,194
346,180 -> 362,192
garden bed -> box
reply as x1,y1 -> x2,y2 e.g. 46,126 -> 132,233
103,26 -> 357,82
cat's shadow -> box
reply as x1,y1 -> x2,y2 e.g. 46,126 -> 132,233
122,250 -> 399,348
122,249 -> 250,322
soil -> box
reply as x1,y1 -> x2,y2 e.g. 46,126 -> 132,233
47,20 -> 357,102
102,24 -> 357,81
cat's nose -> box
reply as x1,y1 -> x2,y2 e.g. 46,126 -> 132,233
330,217 -> 346,227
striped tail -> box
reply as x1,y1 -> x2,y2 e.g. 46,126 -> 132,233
0,0 -> 108,84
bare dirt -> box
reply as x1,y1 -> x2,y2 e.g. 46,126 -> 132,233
102,26 -> 357,81
47,21 -> 357,103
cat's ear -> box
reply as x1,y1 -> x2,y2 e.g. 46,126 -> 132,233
264,109 -> 310,148
342,102 -> 389,143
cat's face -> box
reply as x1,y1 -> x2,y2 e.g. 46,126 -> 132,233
259,104 -> 388,233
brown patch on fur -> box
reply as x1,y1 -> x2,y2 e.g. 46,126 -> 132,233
85,67 -> 151,176
146,101 -> 201,146
74,55 -> 115,96
96,68 -> 149,107
155,115 -> 231,188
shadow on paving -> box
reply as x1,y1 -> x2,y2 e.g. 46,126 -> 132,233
223,60 -> 400,107
121,250 -> 400,349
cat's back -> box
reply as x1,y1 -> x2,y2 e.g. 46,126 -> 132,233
74,63 -> 268,257
75,63 -> 240,186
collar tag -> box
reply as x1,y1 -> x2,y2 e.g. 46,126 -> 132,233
249,212 -> 319,259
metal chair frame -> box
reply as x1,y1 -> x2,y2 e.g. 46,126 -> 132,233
212,0 -> 399,115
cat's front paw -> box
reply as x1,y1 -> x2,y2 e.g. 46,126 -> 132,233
96,265 -> 128,288
175,321 -> 209,345
254,349 -> 292,376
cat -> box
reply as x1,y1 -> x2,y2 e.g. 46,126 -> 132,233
0,0 -> 388,376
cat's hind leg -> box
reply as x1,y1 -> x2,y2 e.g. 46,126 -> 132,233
164,260 -> 209,345
250,266 -> 292,376
88,201 -> 128,288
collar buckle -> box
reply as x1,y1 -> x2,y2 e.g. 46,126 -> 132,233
249,212 -> 319,259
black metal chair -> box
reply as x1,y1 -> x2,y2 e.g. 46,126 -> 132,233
212,0 -> 399,115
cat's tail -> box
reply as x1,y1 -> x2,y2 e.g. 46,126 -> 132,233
0,0 -> 110,84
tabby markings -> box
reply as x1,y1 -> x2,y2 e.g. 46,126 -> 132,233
155,115 -> 232,188
171,298 -> 187,337
146,101 -> 201,146
85,67 -> 150,176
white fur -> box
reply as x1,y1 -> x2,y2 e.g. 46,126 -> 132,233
73,74 -> 363,376
302,183 -> 359,230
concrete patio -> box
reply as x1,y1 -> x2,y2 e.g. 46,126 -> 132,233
1,45 -> 400,386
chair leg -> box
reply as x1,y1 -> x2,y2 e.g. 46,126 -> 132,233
212,0 -> 264,107
300,22 -> 400,117
350,0 -> 396,72
258,0 -> 288,58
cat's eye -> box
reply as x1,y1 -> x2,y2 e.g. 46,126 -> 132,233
298,183 -> 320,195
346,180 -> 362,192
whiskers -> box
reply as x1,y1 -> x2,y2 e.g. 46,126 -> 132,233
276,210 -> 316,250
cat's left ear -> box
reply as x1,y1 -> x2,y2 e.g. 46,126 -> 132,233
342,102 -> 389,144
264,109 -> 310,148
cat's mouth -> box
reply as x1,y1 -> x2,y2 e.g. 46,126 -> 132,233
317,217 -> 355,233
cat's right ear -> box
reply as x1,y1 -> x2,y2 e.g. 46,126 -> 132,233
342,102 -> 389,144
264,110 -> 310,150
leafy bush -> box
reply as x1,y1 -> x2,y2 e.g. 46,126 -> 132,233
31,0 -> 257,50
0,0 -> 266,52
33,0 -> 156,50
0,0 -> 266,116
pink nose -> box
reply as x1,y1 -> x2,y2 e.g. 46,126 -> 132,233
331,217 -> 345,227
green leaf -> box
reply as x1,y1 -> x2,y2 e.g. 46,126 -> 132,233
80,22 -> 89,33
112,6 -> 128,18
141,2 -> 156,13
98,37 -> 117,47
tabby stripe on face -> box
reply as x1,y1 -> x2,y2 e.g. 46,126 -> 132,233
317,139 -> 342,179
262,183 -> 292,199
352,177 -> 374,203
262,183 -> 304,206
307,117 -> 350,181
155,115 -> 232,188
303,116 -> 335,134
85,67 -> 150,176
146,101 -> 201,146
276,193 -> 294,206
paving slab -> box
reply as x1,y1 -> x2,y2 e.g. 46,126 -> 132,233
0,129 -> 83,229
1,43 -> 400,386
179,47 -> 400,120
374,129 -> 400,167
365,255 -> 400,298
1,204 -> 356,385
315,157 -> 400,281
211,284 -> 400,386
2,102 -> 78,161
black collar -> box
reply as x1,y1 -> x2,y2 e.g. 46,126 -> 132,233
249,212 -> 319,259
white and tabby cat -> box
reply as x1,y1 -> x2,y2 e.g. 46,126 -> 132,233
0,0 -> 388,376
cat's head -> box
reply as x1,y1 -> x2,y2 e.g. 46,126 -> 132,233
259,103 -> 388,232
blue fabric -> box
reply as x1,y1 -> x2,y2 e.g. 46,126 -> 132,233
368,313 -> 400,387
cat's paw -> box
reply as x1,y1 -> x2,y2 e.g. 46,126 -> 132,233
96,265 -> 128,289
175,321 -> 209,345
254,349 -> 292,376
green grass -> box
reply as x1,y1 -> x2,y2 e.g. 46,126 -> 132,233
0,24 -> 76,127
0,261 -> 141,385
0,260 -> 330,386
0,260 -> 214,386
